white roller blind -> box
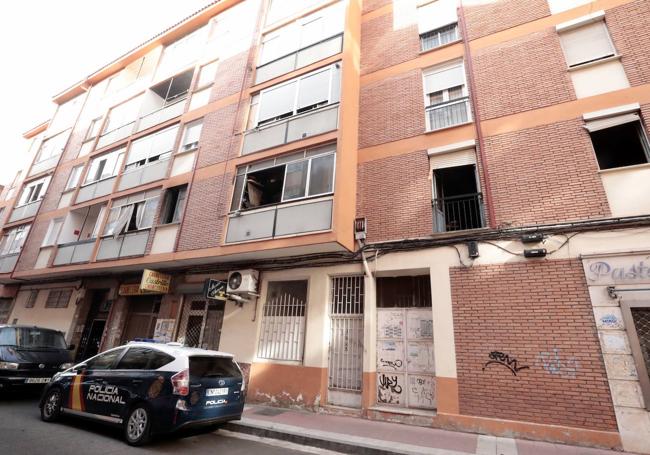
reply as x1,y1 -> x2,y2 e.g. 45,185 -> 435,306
418,0 -> 458,34
424,63 -> 465,94
150,126 -> 178,156
127,138 -> 150,165
182,121 -> 203,146
297,69 -> 330,110
560,21 -> 615,67
259,81 -> 298,122
584,113 -> 639,132
429,148 -> 476,170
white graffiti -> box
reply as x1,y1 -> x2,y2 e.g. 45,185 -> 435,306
537,348 -> 579,379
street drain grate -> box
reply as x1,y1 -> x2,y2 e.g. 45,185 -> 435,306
254,407 -> 287,416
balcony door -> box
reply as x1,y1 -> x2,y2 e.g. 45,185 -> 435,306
431,160 -> 483,233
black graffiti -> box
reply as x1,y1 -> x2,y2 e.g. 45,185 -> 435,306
482,351 -> 530,376
378,374 -> 402,394
380,358 -> 403,370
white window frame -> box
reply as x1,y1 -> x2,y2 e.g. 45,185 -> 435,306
102,191 -> 161,237
179,120 -> 203,153
16,176 -> 51,208
34,130 -> 69,164
42,218 -> 64,247
123,125 -> 179,173
83,149 -> 125,185
0,225 -> 30,256
196,60 -> 219,89
557,17 -> 617,68
422,60 -> 471,131
102,95 -> 143,135
65,165 -> 84,192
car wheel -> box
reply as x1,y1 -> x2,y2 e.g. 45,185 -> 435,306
41,388 -> 62,422
124,404 -> 152,446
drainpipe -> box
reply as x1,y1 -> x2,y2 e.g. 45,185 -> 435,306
458,2 -> 497,229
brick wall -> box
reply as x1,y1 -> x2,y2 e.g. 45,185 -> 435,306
472,29 -> 575,120
40,162 -> 75,213
359,69 -> 425,148
177,173 -> 232,251
464,0 -> 550,41
14,219 -> 50,273
362,0 -> 391,15
607,0 -> 650,87
484,119 -> 610,227
450,259 -> 618,431
360,9 -> 420,75
210,51 -> 254,102
357,150 -> 432,242
196,103 -> 242,168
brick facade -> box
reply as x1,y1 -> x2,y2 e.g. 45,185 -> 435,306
607,0 -> 650,87
362,0 -> 391,15
14,218 -> 49,273
484,119 -> 610,227
357,149 -> 432,242
450,259 -> 618,431
196,103 -> 242,168
463,0 -> 550,41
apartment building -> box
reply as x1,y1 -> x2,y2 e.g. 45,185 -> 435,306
1,0 -> 649,452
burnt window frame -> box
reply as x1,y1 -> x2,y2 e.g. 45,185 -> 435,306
620,301 -> 650,411
588,119 -> 650,170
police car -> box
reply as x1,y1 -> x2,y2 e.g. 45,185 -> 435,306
39,341 -> 246,445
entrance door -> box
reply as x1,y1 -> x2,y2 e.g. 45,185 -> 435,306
121,296 -> 160,343
76,290 -> 111,362
328,276 -> 364,408
79,320 -> 106,361
176,296 -> 224,350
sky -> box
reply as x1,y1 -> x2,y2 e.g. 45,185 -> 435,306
0,0 -> 214,186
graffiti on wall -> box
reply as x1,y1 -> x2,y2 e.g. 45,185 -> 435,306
377,373 -> 404,404
482,351 -> 530,376
537,348 -> 580,379
408,375 -> 435,408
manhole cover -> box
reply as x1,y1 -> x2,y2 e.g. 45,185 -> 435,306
255,407 -> 287,416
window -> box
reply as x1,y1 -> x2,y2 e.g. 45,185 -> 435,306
4,172 -> 21,201
189,356 -> 241,380
559,20 -> 616,68
116,347 -> 174,370
124,125 -> 178,173
377,276 -> 432,308
161,186 -> 188,224
585,116 -> 650,170
621,302 -> 650,411
85,348 -> 125,370
85,117 -> 103,142
179,120 -> 203,153
423,61 -> 470,130
231,144 -> 336,211
265,0 -> 326,26
0,225 -> 30,256
418,0 -> 460,52
34,130 -> 69,164
48,95 -> 83,134
65,165 -> 84,191
197,60 -> 219,88
157,27 -> 207,77
102,95 -> 142,135
257,280 -> 308,361
432,162 -> 484,232
259,1 -> 345,66
42,218 -> 64,247
142,70 -> 193,117
45,289 -> 72,309
84,148 -> 125,184
25,290 -> 39,308
58,204 -> 107,245
252,63 -> 341,127
103,191 -> 161,237
16,176 -> 51,207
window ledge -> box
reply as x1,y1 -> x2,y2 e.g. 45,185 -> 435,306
418,38 -> 463,56
155,221 -> 182,229
175,146 -> 199,157
567,54 -> 621,72
598,162 -> 650,175
425,120 -> 473,135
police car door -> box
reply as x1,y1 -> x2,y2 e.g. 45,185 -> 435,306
80,347 -> 127,421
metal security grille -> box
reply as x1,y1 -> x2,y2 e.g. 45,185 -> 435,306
329,276 -> 364,391
176,298 -> 207,348
257,281 -> 308,361
632,308 -> 650,378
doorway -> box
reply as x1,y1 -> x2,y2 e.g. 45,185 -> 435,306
76,289 -> 111,362
121,295 -> 161,343
176,295 -> 224,350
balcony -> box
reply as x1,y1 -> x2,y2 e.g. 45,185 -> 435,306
242,104 -> 339,155
0,253 -> 19,273
255,34 -> 344,85
426,97 -> 470,131
136,97 -> 187,133
53,239 -> 95,266
96,122 -> 136,150
76,177 -> 117,204
432,192 -> 485,233
226,197 -> 332,243
96,230 -> 149,261
8,201 -> 41,223
117,158 -> 171,192
28,156 -> 59,177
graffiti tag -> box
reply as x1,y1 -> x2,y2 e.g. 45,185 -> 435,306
537,348 -> 579,379
380,358 -> 403,370
377,373 -> 403,404
482,351 -> 529,376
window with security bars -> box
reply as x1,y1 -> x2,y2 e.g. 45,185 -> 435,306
25,290 -> 39,308
622,303 -> 650,411
45,289 -> 72,308
257,281 -> 308,361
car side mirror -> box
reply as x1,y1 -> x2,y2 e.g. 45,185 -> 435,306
74,363 -> 88,373
68,344 -> 76,351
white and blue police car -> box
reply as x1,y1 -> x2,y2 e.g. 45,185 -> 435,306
39,340 -> 246,445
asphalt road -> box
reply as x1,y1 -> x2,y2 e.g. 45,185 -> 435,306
0,389 -> 312,454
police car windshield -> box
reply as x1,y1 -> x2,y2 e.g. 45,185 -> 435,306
0,327 -> 67,349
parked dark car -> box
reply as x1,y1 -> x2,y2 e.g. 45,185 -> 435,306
39,341 -> 246,446
0,325 -> 73,392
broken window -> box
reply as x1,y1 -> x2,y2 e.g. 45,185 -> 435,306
103,191 -> 160,237
124,125 -> 178,172
432,163 -> 484,232
231,144 -> 336,211
141,69 -> 193,117
377,276 -> 432,308
587,118 -> 650,170
161,185 -> 188,224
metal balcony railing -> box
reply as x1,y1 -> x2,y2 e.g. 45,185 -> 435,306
433,192 -> 485,233
426,97 -> 470,131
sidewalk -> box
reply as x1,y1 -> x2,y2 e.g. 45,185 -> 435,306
224,405 -> 627,455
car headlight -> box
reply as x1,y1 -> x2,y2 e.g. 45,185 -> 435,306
0,362 -> 19,370
59,363 -> 73,370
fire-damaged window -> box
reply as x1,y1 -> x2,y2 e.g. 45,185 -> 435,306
586,115 -> 650,170
621,302 -> 650,411
103,190 -> 160,237
160,185 -> 187,224
230,143 -> 335,212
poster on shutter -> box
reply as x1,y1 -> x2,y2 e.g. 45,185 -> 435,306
406,309 -> 433,339
408,374 -> 436,409
406,341 -> 435,373
153,319 -> 175,343
377,309 -> 404,339
377,372 -> 405,406
377,340 -> 405,372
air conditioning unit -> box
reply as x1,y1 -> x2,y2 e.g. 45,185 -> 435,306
227,269 -> 259,294
182,141 -> 199,152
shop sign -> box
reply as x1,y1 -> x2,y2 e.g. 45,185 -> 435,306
118,284 -> 157,296
140,269 -> 172,293
583,254 -> 650,285
204,279 -> 227,301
